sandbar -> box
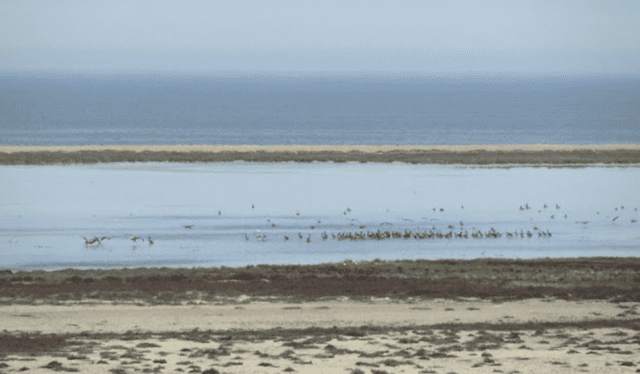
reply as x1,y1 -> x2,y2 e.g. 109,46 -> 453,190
1,144 -> 640,165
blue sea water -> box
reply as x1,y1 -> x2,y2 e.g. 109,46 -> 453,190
1,72 -> 639,146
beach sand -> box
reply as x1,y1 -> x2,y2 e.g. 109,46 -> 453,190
1,298 -> 639,374
1,144 -> 640,165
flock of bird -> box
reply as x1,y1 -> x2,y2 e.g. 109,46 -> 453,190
518,202 -> 638,223
241,226 -> 551,243
81,203 -> 637,247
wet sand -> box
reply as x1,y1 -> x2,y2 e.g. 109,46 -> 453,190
1,144 -> 640,165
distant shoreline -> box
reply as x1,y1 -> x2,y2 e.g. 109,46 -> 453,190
1,144 -> 640,165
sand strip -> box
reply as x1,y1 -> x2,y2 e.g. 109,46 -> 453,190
1,299 -> 636,334
2,144 -> 640,153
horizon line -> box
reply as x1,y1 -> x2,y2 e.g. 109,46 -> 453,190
2,69 -> 639,80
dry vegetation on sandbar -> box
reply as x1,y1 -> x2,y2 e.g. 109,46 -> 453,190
2,258 -> 638,305
2,147 -> 640,165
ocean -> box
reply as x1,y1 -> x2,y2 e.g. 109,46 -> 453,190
1,72 -> 639,270
1,72 -> 639,146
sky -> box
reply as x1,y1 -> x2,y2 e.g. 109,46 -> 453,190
1,0 -> 638,74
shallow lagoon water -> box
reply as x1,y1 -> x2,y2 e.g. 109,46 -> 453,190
1,162 -> 639,270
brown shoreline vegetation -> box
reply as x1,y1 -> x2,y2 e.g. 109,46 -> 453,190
2,258 -> 640,373
2,258 -> 638,305
1,144 -> 640,165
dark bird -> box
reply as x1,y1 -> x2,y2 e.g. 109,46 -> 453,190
544,204 -> 547,209
284,235 -> 289,241
612,216 -> 619,221
252,204 -> 254,209
148,237 -> 154,245
184,225 -> 192,229
83,236 -> 100,245
556,204 -> 560,209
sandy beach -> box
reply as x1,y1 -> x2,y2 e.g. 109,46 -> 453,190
1,144 -> 640,165
1,259 -> 639,373
1,298 -> 639,374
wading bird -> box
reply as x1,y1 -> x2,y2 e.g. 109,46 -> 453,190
83,236 -> 101,245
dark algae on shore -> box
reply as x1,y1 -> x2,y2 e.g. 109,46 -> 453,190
2,149 -> 640,165
1,258 -> 638,305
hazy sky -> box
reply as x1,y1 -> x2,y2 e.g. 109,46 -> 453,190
1,0 -> 638,73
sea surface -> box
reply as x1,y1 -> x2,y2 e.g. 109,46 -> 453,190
1,163 -> 638,271
1,72 -> 639,270
1,72 -> 639,146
